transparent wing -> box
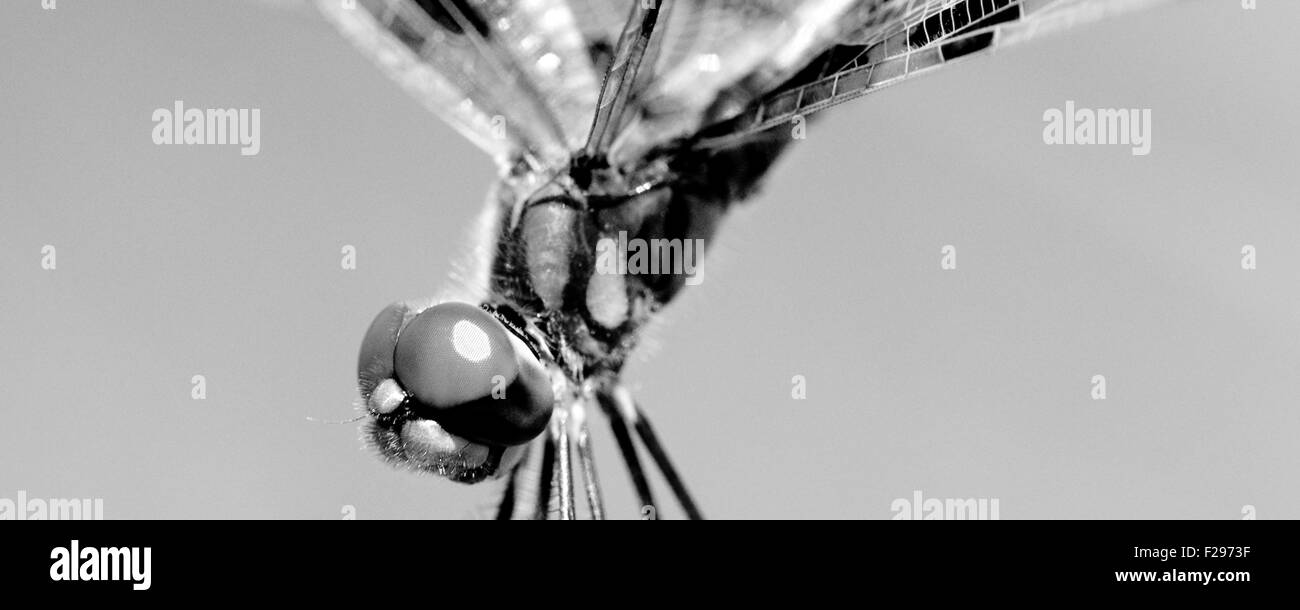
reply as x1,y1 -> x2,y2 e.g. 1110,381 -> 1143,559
691,0 -> 1182,150
606,0 -> 871,166
317,0 -> 601,172
561,0 -> 636,59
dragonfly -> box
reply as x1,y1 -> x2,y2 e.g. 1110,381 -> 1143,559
313,0 -> 1179,519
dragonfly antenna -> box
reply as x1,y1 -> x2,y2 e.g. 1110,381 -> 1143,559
305,413 -> 367,425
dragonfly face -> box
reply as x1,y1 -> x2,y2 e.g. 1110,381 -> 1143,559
357,299 -> 555,482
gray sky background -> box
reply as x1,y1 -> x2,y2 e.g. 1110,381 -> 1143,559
2,0 -> 1297,519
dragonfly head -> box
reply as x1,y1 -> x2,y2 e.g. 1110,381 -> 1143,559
357,300 -> 555,482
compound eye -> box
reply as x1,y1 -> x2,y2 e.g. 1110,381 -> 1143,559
395,302 -> 514,407
393,302 -> 553,446
357,301 -> 412,398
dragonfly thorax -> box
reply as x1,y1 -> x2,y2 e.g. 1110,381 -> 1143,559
485,160 -> 719,376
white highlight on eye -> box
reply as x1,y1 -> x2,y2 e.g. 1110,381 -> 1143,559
452,320 -> 493,363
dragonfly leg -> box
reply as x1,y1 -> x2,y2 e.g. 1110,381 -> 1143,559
597,389 -> 658,519
631,404 -> 704,521
494,459 -> 519,520
573,400 -> 606,520
497,443 -> 549,520
550,409 -> 577,520
533,434 -> 556,520
601,384 -> 704,520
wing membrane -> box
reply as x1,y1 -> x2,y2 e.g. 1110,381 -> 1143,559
317,0 -> 1178,171
318,0 -> 600,171
607,0 -> 870,166
581,0 -> 664,158
562,0 -> 638,60
691,0 -> 1181,150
